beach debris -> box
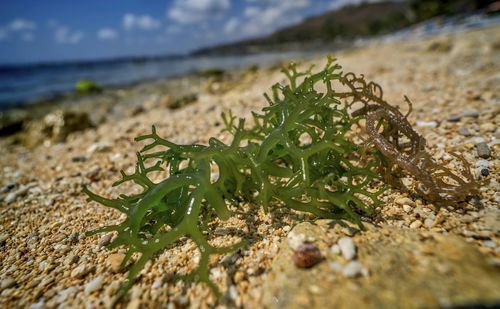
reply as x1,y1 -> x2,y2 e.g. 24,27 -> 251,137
292,243 -> 323,269
338,237 -> 356,261
287,231 -> 314,251
24,110 -> 93,146
84,276 -> 103,294
416,120 -> 438,128
75,80 -> 102,94
87,142 -> 112,154
475,142 -> 491,159
4,182 -> 36,204
342,261 -> 366,278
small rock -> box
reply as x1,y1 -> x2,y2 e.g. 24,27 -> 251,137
0,233 -> 8,246
4,183 -> 35,204
410,220 -> 423,229
447,115 -> 462,122
483,241 -> 497,249
329,261 -> 343,272
475,142 -> 491,159
151,278 -> 163,289
480,123 -> 496,133
403,204 -> 413,213
395,197 -> 415,207
98,234 -> 112,247
87,142 -> 112,154
342,261 -> 364,278
30,299 -> 45,309
71,263 -> 94,279
1,277 -> 16,290
287,231 -> 313,251
476,159 -> 489,169
338,237 -> 356,261
0,183 -> 16,193
424,218 -> 434,228
84,276 -> 103,294
292,243 -> 323,268
458,127 -> 472,136
107,253 -> 125,273
330,244 -> 341,255
416,120 -> 438,128
461,109 -> 479,118
55,286 -> 78,303
71,155 -> 87,162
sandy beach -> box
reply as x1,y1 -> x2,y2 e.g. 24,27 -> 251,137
0,24 -> 499,308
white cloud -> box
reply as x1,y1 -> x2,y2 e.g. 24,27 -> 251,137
21,33 -> 34,42
240,0 -> 311,36
123,14 -> 161,30
224,18 -> 239,34
9,18 -> 36,31
168,0 -> 230,24
55,26 -> 84,44
97,28 -> 118,40
0,18 -> 37,43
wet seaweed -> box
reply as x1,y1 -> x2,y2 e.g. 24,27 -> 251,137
84,57 -> 478,302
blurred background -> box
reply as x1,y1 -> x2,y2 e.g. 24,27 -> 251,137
0,0 -> 498,106
0,0 -> 498,141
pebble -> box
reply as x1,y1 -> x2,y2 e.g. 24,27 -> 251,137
342,261 -> 364,278
330,244 -> 341,255
87,142 -> 112,154
98,234 -> 112,247
56,286 -> 79,302
0,182 -> 16,193
71,155 -> 87,162
338,237 -> 356,261
71,263 -> 95,279
287,231 -> 314,251
480,123 -> 496,133
424,218 -> 435,228
329,261 -> 343,272
292,243 -> 323,268
403,204 -> 413,213
4,183 -> 36,204
476,159 -> 490,169
410,220 -> 423,229
1,277 -> 16,290
395,197 -> 415,207
475,142 -> 491,159
461,109 -> 480,118
84,276 -> 103,294
458,127 -> 472,136
106,253 -> 125,272
151,278 -> 163,289
483,241 -> 497,249
0,233 -> 8,245
416,120 -> 438,128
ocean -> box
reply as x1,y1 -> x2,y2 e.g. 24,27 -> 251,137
1,12 -> 498,110
0,50 -> 314,109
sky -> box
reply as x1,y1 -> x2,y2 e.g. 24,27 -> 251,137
0,0 -> 377,65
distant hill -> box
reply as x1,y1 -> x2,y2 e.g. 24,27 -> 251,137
192,0 -> 496,56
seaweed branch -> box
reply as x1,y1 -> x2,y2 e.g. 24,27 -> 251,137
84,57 -> 478,302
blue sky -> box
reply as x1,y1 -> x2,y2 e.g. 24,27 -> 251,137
0,0 -> 369,64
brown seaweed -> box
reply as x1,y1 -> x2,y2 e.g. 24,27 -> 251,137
340,72 -> 479,205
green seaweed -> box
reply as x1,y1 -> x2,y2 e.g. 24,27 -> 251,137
84,57 -> 387,301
